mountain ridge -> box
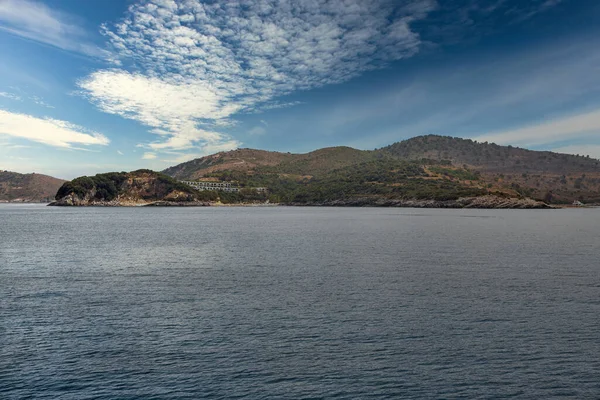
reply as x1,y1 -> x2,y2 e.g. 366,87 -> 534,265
161,135 -> 600,205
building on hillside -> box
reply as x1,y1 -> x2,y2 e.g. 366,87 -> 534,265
180,181 -> 269,194
180,181 -> 240,192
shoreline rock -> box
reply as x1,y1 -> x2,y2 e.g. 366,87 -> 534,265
287,195 -> 554,209
48,193 -> 553,209
48,198 -> 210,207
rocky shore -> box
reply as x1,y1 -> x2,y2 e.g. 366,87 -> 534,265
290,195 -> 553,209
48,194 -> 210,207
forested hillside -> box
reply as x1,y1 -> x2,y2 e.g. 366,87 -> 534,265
162,135 -> 600,205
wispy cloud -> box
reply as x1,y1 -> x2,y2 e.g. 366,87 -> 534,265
141,152 -> 157,160
31,95 -> 54,109
422,0 -> 564,43
79,0 -> 436,155
306,36 -> 600,151
0,0 -> 105,57
248,126 -> 267,136
0,110 -> 109,148
475,109 -> 600,147
0,91 -> 22,101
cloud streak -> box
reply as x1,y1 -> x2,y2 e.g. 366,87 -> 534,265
0,0 -> 105,57
476,109 -> 600,147
79,0 -> 437,154
0,91 -> 22,101
0,110 -> 109,148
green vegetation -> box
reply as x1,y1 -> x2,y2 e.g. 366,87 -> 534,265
56,172 -> 128,201
380,135 -> 600,175
159,135 -> 600,205
55,169 -> 215,202
204,158 -> 486,204
428,165 -> 481,181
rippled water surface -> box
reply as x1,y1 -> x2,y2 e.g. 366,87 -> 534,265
1,204 -> 599,399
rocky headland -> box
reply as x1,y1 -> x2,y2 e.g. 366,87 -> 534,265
49,170 -> 211,207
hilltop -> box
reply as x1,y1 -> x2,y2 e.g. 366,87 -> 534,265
0,171 -> 65,203
380,135 -> 600,203
381,135 -> 600,174
163,147 -> 374,179
161,135 -> 600,206
50,170 -> 221,206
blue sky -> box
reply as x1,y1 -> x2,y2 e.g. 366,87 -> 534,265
1,0 -> 600,179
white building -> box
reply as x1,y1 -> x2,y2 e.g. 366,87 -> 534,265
181,181 -> 269,194
181,181 -> 240,192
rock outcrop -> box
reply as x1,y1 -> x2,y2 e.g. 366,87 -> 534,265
49,170 -> 211,207
292,195 -> 552,209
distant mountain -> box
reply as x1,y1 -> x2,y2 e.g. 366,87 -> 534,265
0,171 -> 65,203
50,170 -> 218,206
161,135 -> 600,205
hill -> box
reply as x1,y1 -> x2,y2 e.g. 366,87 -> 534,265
381,135 -> 600,174
161,135 -> 600,206
50,170 -> 224,206
381,135 -> 600,203
163,147 -> 374,180
0,171 -> 65,203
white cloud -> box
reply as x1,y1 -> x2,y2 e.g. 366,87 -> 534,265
79,0 -> 436,154
142,152 -> 157,160
0,109 -> 109,148
117,150 -> 124,155
78,70 -> 239,151
0,0 -> 106,57
475,109 -> 600,147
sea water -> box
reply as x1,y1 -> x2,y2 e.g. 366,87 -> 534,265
1,204 -> 599,398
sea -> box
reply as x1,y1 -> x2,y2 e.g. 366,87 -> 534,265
1,204 -> 599,399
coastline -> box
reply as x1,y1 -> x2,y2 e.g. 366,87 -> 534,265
47,195 -> 559,209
